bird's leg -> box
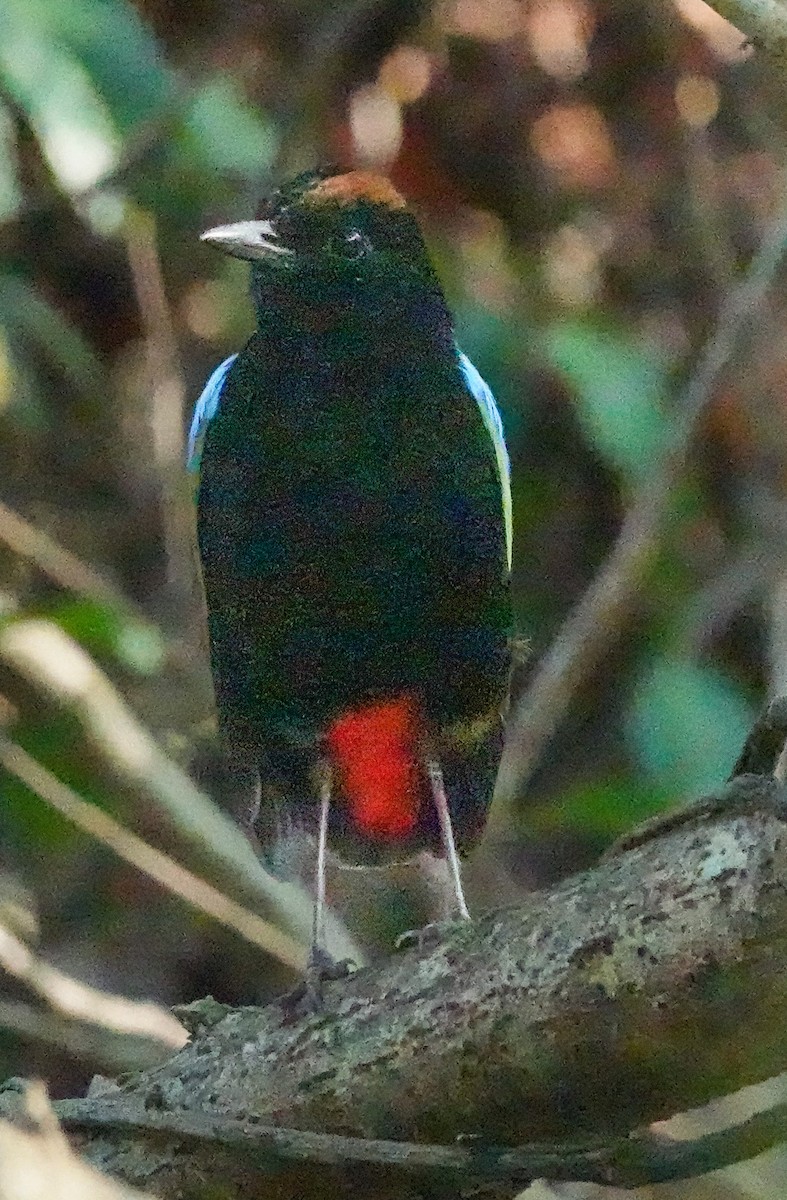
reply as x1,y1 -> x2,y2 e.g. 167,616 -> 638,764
426,758 -> 470,920
280,767 -> 354,1017
309,767 -> 331,969
310,774 -> 355,978
396,759 -> 471,953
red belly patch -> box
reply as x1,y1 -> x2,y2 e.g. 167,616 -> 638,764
326,696 -> 422,840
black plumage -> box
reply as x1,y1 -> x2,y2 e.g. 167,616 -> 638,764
192,170 -> 512,869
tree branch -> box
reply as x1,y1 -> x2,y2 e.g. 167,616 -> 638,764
47,773 -> 787,1197
731,695 -> 787,779
124,209 -> 194,614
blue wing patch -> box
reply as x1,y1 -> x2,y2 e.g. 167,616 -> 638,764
457,350 -> 512,573
187,353 -> 238,472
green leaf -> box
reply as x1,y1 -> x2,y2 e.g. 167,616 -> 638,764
44,0 -> 170,131
185,76 -> 277,177
46,598 -> 165,677
0,29 -> 118,189
627,657 -> 753,800
543,320 -> 669,482
526,775 -> 672,842
0,0 -> 170,131
0,0 -> 172,190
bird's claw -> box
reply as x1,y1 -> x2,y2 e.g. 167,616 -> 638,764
279,950 -> 357,1019
310,949 -> 357,984
395,922 -> 445,952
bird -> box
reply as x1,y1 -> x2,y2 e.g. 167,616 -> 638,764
189,169 -> 513,968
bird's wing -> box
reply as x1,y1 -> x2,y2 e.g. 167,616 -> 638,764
187,353 -> 238,472
456,350 -> 512,573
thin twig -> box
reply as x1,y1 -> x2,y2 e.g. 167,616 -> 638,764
54,1090 -> 787,1189
0,731 -> 306,970
0,921 -> 186,1054
0,619 -> 363,971
0,1000 -> 176,1073
125,209 -> 194,612
699,0 -> 787,68
0,499 -> 139,620
488,194 -> 787,838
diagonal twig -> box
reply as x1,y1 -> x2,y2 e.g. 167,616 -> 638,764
0,499 -> 140,621
487,192 -> 787,839
0,732 -> 305,970
0,920 -> 186,1057
0,999 -> 173,1073
0,619 -> 363,971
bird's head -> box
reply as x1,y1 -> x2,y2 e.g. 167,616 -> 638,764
201,169 -> 444,325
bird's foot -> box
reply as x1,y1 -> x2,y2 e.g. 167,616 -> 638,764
394,922 -> 446,953
279,948 -> 356,1019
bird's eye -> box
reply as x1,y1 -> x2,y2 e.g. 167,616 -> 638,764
345,230 -> 372,259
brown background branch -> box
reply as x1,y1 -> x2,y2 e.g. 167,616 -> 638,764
487,193 -> 787,842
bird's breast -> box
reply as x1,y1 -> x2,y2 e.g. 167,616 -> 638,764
197,330 -> 510,744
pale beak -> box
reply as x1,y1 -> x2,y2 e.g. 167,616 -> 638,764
200,220 -> 294,261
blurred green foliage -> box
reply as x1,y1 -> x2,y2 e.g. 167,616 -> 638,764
544,320 -> 670,482
629,655 -> 753,797
0,0 -> 783,1127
